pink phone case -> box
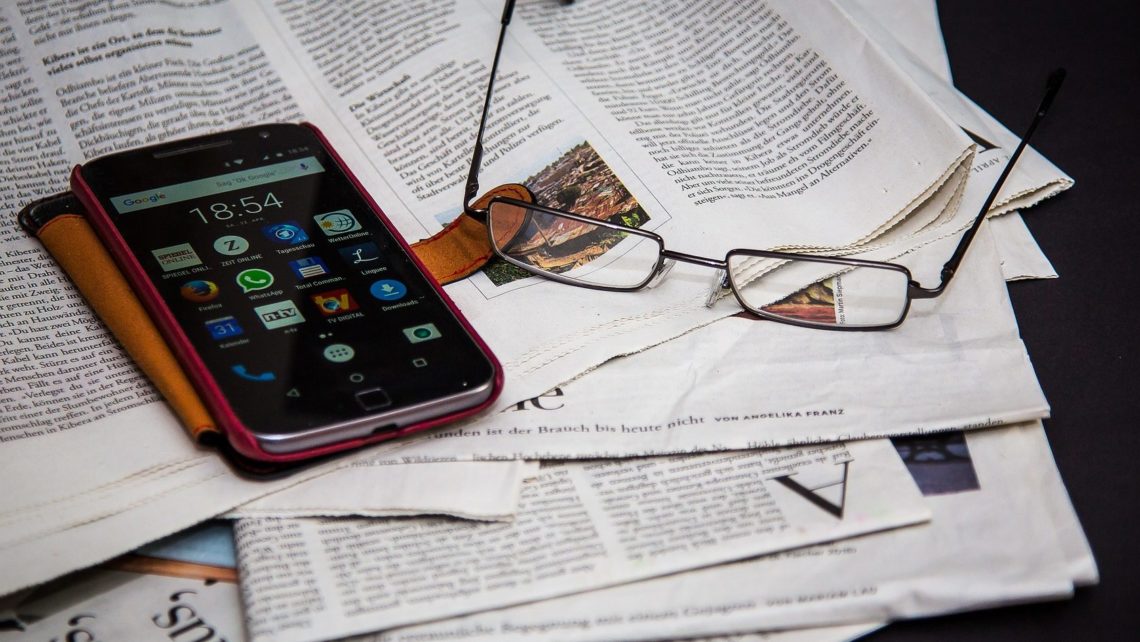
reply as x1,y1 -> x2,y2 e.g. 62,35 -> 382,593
72,122 -> 503,463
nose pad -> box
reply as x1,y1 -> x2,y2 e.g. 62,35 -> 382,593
646,259 -> 676,288
705,269 -> 730,307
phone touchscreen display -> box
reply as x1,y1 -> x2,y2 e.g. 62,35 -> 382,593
81,125 -> 495,440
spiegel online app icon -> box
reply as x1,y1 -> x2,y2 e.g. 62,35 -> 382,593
255,300 -> 305,329
263,222 -> 309,245
312,288 -> 359,316
289,256 -> 329,279
314,210 -> 362,236
152,243 -> 202,272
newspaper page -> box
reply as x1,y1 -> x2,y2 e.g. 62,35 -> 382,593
229,459 -> 538,520
0,570 -> 881,642
339,11 -> 1074,459
0,429 -> 528,597
0,570 -> 243,641
372,422 -> 1093,641
843,0 -> 1060,283
0,0 -> 518,598
339,209 -> 1048,462
238,0 -> 979,408
988,212 -> 1058,281
839,0 -> 1057,283
233,438 -> 928,642
843,0 -> 952,83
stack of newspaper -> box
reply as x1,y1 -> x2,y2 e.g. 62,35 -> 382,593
0,0 -> 1094,640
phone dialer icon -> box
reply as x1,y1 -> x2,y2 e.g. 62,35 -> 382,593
232,365 -> 275,382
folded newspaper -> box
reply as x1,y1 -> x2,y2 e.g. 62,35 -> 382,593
0,0 -> 1004,595
0,1 -> 1094,641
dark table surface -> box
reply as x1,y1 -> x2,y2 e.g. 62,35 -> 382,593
868,1 -> 1139,640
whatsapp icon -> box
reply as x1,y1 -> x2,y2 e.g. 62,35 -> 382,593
236,268 -> 274,293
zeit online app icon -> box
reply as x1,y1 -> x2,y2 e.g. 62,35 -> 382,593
213,235 -> 249,256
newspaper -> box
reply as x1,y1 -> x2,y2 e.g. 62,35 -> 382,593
0,570 -> 243,641
229,460 -> 538,520
988,212 -> 1058,281
365,421 -> 1095,642
840,0 -> 1059,283
0,567 -> 879,642
237,0 -> 982,408
0,435 -> 527,596
0,0 -> 977,598
331,217 -> 1048,461
233,438 -> 928,642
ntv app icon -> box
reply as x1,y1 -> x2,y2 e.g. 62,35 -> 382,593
254,300 -> 305,329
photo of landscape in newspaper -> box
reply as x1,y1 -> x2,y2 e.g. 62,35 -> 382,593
761,279 -> 839,324
483,141 -> 651,286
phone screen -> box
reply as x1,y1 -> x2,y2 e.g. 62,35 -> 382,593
78,124 -> 496,452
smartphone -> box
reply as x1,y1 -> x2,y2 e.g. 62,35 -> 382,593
72,123 -> 502,462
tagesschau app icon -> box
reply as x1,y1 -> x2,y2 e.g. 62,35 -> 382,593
263,222 -> 309,245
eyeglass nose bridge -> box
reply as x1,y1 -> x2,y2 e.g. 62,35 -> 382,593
654,249 -> 730,299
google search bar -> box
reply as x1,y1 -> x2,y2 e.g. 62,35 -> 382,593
111,156 -> 325,214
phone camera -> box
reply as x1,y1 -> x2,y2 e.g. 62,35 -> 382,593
258,131 -> 271,139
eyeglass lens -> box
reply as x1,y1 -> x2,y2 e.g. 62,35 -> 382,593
488,201 -> 663,289
727,254 -> 910,328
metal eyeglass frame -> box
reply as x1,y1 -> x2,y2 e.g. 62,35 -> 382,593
462,0 -> 1066,331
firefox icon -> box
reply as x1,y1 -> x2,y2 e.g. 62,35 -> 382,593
180,279 -> 220,302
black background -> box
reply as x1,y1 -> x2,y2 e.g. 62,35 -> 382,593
868,2 -> 1139,640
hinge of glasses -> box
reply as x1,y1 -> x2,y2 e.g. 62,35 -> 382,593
646,259 -> 676,288
705,270 -> 731,307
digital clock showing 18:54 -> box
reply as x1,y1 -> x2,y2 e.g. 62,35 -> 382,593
190,191 -> 283,224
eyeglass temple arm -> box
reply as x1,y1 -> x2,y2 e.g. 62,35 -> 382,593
464,0 -> 518,221
910,68 -> 1066,299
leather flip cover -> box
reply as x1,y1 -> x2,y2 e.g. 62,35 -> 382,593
411,183 -> 532,284
37,213 -> 219,441
25,183 -> 532,474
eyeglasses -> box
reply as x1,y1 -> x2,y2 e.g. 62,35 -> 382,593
462,0 -> 1065,331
